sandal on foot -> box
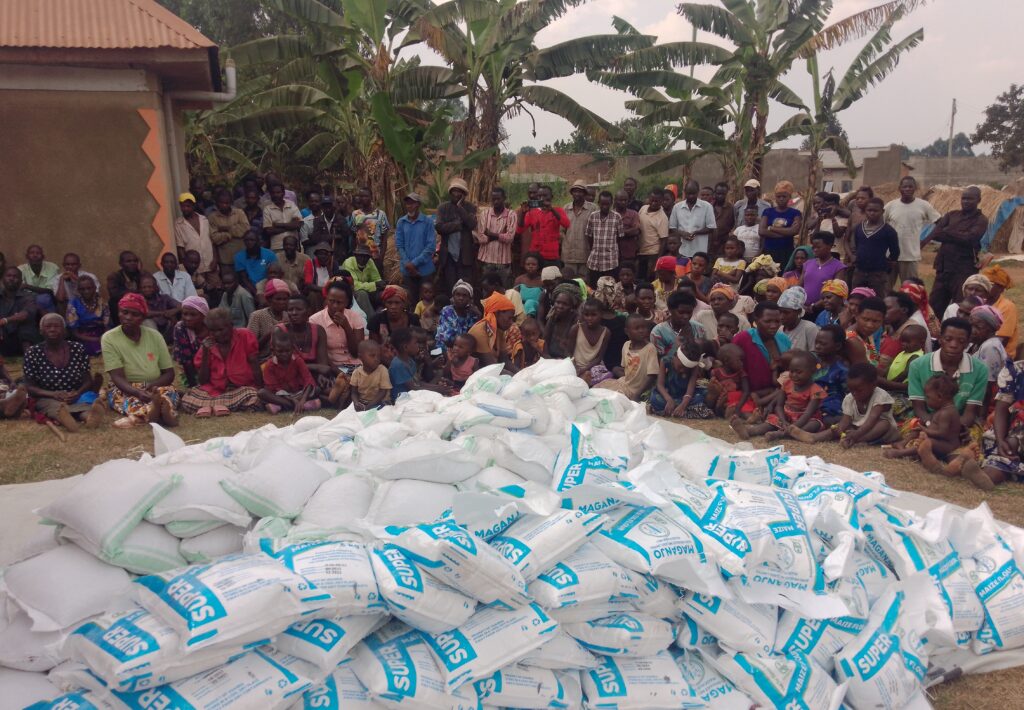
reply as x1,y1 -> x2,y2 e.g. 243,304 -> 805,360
213,405 -> 231,417
194,406 -> 213,418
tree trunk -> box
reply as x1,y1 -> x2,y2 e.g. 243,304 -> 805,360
801,144 -> 820,245
466,91 -> 503,204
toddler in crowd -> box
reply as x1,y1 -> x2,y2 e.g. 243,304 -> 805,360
617,262 -> 638,305
884,373 -> 962,473
570,298 -> 611,383
812,325 -> 848,422
413,280 -> 436,321
652,255 -> 678,310
350,339 -> 392,410
514,252 -> 546,319
707,343 -> 750,417
420,294 -> 447,334
520,317 -> 545,366
597,314 -> 658,400
732,350 -> 824,441
688,252 -> 711,299
651,339 -> 712,419
716,312 -> 740,345
791,362 -> 899,447
881,324 -> 927,416
732,206 -> 761,259
259,330 -> 319,414
711,238 -> 747,286
443,333 -> 479,393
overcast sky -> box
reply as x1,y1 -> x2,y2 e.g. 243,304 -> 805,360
463,0 -> 1019,153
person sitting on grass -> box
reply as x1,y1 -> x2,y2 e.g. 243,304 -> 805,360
544,285 -> 580,359
732,301 -> 791,416
23,313 -> 104,432
342,243 -> 383,315
812,324 -> 849,424
515,252 -> 546,320
259,329 -> 318,414
880,323 -> 927,421
633,282 -> 665,324
570,298 -> 611,384
139,274 -> 180,344
65,274 -> 109,357
520,317 -> 545,367
388,327 -> 423,399
732,349 -> 824,442
442,333 -> 479,394
0,359 -> 28,420
180,307 -> 262,417
845,296 -> 886,367
791,362 -> 899,448
650,339 -> 714,419
716,311 -> 741,345
706,342 -> 750,418
814,279 -> 847,327
101,293 -> 179,428
596,314 -> 658,401
349,339 -> 392,411
711,238 -> 746,286
963,356 -> 1024,491
884,373 -> 964,474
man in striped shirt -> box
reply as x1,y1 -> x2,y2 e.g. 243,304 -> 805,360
585,191 -> 624,285
475,186 -> 518,286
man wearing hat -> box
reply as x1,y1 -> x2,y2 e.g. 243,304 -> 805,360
563,179 -> 597,277
343,243 -> 384,314
732,179 -> 772,225
395,192 -> 436,303
174,193 -> 215,276
436,178 -> 478,293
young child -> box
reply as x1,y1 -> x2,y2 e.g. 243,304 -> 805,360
732,350 -> 825,441
732,206 -> 762,260
597,314 -> 659,400
812,325 -> 849,422
634,283 -> 665,324
652,256 -> 678,310
514,252 -> 546,319
717,312 -> 740,345
443,333 -> 479,392
570,298 -> 611,383
617,262 -> 638,305
543,286 -> 579,359
791,362 -> 899,447
259,329 -> 319,414
650,339 -> 712,418
421,294 -> 448,334
712,238 -> 747,286
881,324 -> 927,415
350,339 -> 392,410
688,252 -> 711,300
0,361 -> 27,420
413,280 -> 436,321
706,342 -> 750,417
519,317 -> 545,366
883,373 -> 962,473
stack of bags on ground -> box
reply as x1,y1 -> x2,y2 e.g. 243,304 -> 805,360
3,359 -> 1024,709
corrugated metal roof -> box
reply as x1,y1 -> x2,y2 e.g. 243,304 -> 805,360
0,0 -> 215,50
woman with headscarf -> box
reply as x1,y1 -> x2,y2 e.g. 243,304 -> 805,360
782,245 -> 812,288
759,180 -> 802,268
468,292 -> 518,369
23,313 -> 103,431
778,286 -> 819,351
814,279 -> 848,327
172,296 -> 210,387
982,265 -> 1020,356
593,276 -> 628,371
545,282 -> 582,360
247,278 -> 290,360
368,284 -> 418,359
898,281 -> 940,340
694,283 -> 751,338
65,273 -> 109,356
180,307 -> 262,417
435,280 -> 479,353
100,293 -> 179,428
968,305 -> 1007,393
942,273 -> 991,321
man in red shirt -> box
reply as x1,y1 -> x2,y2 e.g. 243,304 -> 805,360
521,185 -> 569,267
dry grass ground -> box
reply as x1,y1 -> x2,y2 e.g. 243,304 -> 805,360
3,248 -> 1024,705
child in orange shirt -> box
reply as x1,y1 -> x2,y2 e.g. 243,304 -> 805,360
731,350 -> 824,441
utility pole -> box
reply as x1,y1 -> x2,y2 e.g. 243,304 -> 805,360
946,98 -> 957,182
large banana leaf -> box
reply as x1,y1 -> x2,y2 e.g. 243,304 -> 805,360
676,3 -> 755,44
613,42 -> 733,72
240,85 -> 335,109
268,0 -> 347,29
519,85 -> 619,140
767,80 -> 808,111
638,149 -> 706,176
765,112 -> 813,144
340,0 -> 387,44
832,29 -> 923,112
528,34 -> 654,81
592,71 -> 708,98
801,0 -> 926,56
229,36 -> 312,67
217,107 -> 325,136
388,66 -> 465,104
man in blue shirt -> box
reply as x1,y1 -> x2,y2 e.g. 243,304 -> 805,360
233,229 -> 278,296
395,192 -> 436,303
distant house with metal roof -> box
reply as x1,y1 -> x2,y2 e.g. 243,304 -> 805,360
0,0 -> 234,272
798,145 -> 906,194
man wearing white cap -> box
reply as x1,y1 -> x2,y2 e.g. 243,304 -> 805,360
732,179 -> 772,225
436,177 -> 478,292
563,179 -> 596,277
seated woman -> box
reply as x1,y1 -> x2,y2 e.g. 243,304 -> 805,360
172,296 -> 209,387
435,280 -> 479,352
247,278 -> 291,360
309,278 -> 366,406
968,357 -> 1024,489
100,293 -> 179,428
65,274 -> 109,356
468,292 -> 518,370
180,307 -> 262,417
368,285 -> 419,361
278,296 -> 333,397
23,313 -> 104,431
139,273 -> 181,343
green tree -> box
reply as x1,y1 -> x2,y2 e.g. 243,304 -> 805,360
911,133 -> 977,158
156,0 -> 295,48
519,146 -> 539,155
972,85 -> 1024,171
799,115 -> 848,152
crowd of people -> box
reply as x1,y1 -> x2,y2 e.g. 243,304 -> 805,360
1,171 -> 1021,491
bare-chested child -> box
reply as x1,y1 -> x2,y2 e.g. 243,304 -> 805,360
883,373 -> 961,472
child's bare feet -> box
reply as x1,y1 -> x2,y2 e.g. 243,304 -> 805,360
882,447 -> 908,460
961,458 -> 996,492
918,442 -> 950,476
3,385 -> 27,417
787,425 -> 816,444
729,415 -> 749,440
764,429 -> 786,442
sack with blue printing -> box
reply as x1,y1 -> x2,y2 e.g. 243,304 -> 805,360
24,691 -> 116,710
133,553 -> 329,651
290,665 -> 385,710
489,509 -> 605,581
677,591 -> 777,656
107,647 -> 319,710
519,631 -> 598,670
791,472 -> 886,544
592,505 -> 728,597
670,648 -> 754,710
563,612 -> 675,657
675,614 -> 720,654
665,480 -> 749,579
708,445 -> 788,487
350,623 -> 480,710
845,549 -> 895,605
581,651 -> 698,710
221,442 -> 330,519
382,519 -> 530,608
473,664 -> 580,709
834,577 -> 939,710
61,606 -> 264,692
550,598 -> 637,624
529,544 -> 631,610
369,545 -> 476,634
448,481 -> 561,540
422,603 -> 558,691
552,423 -> 629,494
627,572 -> 679,618
258,540 -> 383,616
710,648 -> 846,710
773,576 -> 870,673
863,505 -> 983,642
275,613 -> 388,672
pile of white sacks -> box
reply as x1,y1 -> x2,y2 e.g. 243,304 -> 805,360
4,358 -> 1024,710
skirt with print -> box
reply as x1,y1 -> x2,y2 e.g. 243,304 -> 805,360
107,384 -> 179,418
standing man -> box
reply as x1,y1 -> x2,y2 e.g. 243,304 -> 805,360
395,193 -> 436,304
351,188 -> 393,280
669,181 -> 716,261
174,193 -> 215,276
851,197 -> 900,296
623,177 -> 644,212
637,190 -> 667,280
208,189 -> 250,272
562,180 -> 596,277
262,182 -> 302,255
298,190 -> 324,246
586,191 -> 624,285
710,182 -> 735,261
927,186 -> 989,316
18,244 -> 60,312
522,185 -> 570,268
436,178 -> 478,293
884,176 -> 940,288
614,190 -> 641,268
54,252 -> 98,306
733,179 -> 772,224
309,196 -> 353,264
475,186 -> 518,286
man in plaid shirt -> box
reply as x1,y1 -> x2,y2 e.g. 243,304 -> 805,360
585,191 -> 624,285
